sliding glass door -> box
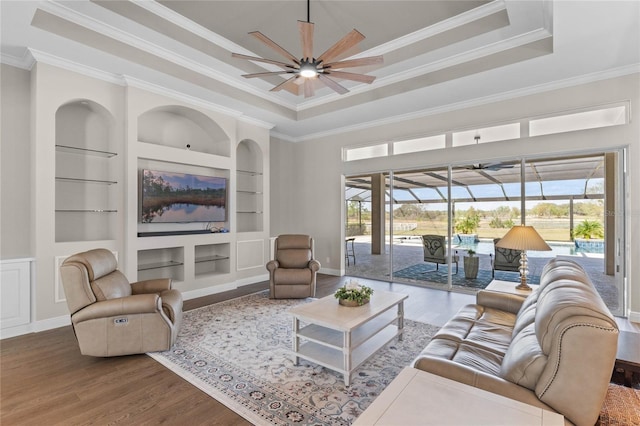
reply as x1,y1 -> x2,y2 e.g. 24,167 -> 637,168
390,167 -> 451,290
344,150 -> 626,316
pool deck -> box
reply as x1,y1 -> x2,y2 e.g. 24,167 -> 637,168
345,235 -> 619,312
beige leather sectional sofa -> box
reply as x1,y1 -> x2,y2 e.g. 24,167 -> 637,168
413,258 -> 618,426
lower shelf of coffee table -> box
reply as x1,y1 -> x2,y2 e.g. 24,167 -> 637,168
295,324 -> 399,374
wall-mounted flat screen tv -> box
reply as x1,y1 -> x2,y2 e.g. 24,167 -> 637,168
141,169 -> 227,223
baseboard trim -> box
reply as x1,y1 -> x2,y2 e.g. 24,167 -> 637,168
628,310 -> 640,324
1,315 -> 70,340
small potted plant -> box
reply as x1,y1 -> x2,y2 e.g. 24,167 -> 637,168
335,280 -> 374,307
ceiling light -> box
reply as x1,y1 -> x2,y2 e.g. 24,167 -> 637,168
299,60 -> 318,78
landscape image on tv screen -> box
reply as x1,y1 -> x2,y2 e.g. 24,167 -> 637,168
141,169 -> 226,223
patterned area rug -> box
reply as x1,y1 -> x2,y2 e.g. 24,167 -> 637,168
393,263 -> 540,289
148,291 -> 439,425
597,383 -> 640,425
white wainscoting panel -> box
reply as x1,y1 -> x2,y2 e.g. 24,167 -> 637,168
1,259 -> 32,329
237,239 -> 264,271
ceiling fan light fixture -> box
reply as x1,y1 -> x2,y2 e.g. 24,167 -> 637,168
299,60 -> 318,78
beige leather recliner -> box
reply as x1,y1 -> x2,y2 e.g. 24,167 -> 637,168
266,234 -> 321,299
60,248 -> 183,357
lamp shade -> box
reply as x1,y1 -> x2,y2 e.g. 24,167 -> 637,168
495,225 -> 552,251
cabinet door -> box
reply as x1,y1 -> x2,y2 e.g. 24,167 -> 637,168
1,261 -> 31,329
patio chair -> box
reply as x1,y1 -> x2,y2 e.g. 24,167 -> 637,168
490,237 -> 522,277
421,235 -> 459,273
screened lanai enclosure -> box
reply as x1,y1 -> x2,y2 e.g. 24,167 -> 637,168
345,152 -> 625,316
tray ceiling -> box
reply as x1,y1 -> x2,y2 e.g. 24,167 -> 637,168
1,1 -> 639,141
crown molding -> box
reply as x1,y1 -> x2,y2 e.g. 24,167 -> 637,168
360,0 -> 508,58
22,49 -> 275,129
296,27 -> 552,111
288,64 -> 640,143
132,0 -> 255,57
123,76 -> 275,129
38,1 -> 298,111
1,50 -> 36,70
28,48 -> 126,85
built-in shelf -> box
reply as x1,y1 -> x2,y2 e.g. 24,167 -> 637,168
55,144 -> 117,158
55,177 -> 117,185
237,169 -> 263,176
236,140 -> 264,233
56,209 -> 118,213
137,260 -> 184,271
195,255 -> 230,264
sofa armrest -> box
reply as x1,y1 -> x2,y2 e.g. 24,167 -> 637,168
412,358 -> 555,413
72,294 -> 161,323
131,278 -> 172,294
476,290 -> 526,314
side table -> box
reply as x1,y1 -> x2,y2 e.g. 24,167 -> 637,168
613,330 -> 640,387
485,279 -> 539,296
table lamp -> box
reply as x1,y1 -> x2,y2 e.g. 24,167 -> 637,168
495,225 -> 551,291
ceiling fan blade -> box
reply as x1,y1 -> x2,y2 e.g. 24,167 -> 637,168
318,74 -> 349,95
298,21 -> 314,60
249,31 -> 299,64
241,71 -> 294,78
324,70 -> 376,84
324,56 -> 384,70
231,53 -> 294,69
270,75 -> 300,94
317,29 -> 365,64
303,78 -> 315,98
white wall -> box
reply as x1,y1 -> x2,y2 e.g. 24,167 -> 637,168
271,73 -> 640,318
1,62 -> 273,333
1,64 -> 32,259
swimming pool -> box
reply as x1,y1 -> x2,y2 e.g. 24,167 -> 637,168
455,239 -> 603,257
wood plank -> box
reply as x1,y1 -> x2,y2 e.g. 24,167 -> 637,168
0,274 -> 473,424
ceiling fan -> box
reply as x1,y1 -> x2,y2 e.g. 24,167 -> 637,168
231,0 -> 383,97
465,136 -> 515,170
467,163 -> 515,171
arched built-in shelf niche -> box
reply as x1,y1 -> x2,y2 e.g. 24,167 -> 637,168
137,105 -> 230,157
55,99 -> 118,242
236,139 -> 263,233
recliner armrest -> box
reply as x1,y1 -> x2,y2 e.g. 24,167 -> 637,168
71,294 -> 161,323
160,289 -> 183,324
131,278 -> 172,294
309,259 -> 321,272
266,260 -> 279,272
476,290 -> 526,314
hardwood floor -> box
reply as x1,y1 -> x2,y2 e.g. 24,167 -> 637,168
0,275 -> 474,425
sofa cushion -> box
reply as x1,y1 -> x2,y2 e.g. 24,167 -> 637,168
501,323 -> 547,390
433,304 -> 515,356
415,338 -> 504,376
512,302 -> 537,337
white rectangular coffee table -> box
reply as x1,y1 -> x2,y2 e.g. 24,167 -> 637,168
288,290 -> 408,386
354,367 -> 564,425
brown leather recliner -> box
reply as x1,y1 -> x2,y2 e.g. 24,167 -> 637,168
60,248 -> 183,357
266,234 -> 321,299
